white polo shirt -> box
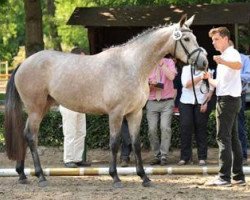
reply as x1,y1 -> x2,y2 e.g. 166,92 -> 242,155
216,46 -> 242,97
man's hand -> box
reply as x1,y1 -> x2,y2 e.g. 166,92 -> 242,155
213,55 -> 224,65
200,103 -> 207,113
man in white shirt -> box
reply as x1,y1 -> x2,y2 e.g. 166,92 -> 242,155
205,27 -> 245,186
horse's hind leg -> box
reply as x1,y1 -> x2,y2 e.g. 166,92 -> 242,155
127,110 -> 151,187
24,113 -> 47,187
108,113 -> 123,188
16,160 -> 28,184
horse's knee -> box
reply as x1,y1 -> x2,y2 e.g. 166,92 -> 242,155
24,130 -> 36,148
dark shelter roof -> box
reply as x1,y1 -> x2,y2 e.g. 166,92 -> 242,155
67,3 -> 250,27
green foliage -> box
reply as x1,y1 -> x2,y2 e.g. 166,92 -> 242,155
0,0 -> 25,62
86,114 -> 110,148
49,0 -> 91,51
1,109 -> 250,151
0,93 -> 5,101
39,111 -> 63,147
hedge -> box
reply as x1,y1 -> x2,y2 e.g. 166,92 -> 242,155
0,110 -> 249,151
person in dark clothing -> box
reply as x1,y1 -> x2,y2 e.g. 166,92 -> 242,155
120,118 -> 132,167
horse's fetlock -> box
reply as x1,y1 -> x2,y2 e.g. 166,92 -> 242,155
109,169 -> 117,178
16,166 -> 24,174
136,169 -> 145,178
34,167 -> 43,177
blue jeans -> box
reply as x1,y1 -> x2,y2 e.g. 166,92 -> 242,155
238,93 -> 248,160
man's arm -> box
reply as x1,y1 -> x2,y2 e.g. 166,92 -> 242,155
213,56 -> 242,70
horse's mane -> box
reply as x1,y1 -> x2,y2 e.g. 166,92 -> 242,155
107,23 -> 173,50
125,25 -> 166,45
103,21 -> 192,53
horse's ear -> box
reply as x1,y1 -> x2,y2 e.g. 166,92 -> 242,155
179,14 -> 187,27
184,15 -> 195,27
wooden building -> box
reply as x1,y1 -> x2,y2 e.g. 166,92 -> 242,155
67,2 -> 250,66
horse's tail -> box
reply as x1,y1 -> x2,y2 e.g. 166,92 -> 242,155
4,64 -> 26,161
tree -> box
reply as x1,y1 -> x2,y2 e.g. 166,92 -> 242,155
44,0 -> 62,51
24,0 -> 44,57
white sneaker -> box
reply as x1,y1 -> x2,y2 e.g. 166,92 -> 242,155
205,177 -> 231,187
232,179 -> 246,186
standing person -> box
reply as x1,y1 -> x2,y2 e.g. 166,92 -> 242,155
146,57 -> 177,166
178,64 -> 214,166
205,27 -> 245,186
120,118 -> 132,167
60,47 -> 91,168
238,53 -> 250,165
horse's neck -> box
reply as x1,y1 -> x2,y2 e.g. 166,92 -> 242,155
123,26 -> 175,80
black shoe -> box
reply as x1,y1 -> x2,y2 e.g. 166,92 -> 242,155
76,161 -> 91,167
160,158 -> 167,166
64,162 -> 78,168
150,158 -> 161,165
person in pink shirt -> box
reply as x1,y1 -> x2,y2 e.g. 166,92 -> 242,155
146,56 -> 177,165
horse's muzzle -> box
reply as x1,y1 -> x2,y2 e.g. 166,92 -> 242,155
195,58 -> 208,71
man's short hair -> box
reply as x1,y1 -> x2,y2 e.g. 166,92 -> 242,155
71,47 -> 87,55
208,27 -> 231,39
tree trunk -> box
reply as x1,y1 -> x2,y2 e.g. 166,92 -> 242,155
47,0 -> 62,51
24,0 -> 44,57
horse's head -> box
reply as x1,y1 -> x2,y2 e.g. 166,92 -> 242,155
171,15 -> 208,71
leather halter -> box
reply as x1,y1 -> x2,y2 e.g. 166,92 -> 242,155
173,29 -> 204,67
172,29 -> 210,104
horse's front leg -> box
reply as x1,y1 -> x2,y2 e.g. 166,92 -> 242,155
25,117 -> 48,187
108,114 -> 123,188
127,110 -> 152,187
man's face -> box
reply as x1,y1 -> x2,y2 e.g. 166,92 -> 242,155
211,33 -> 228,52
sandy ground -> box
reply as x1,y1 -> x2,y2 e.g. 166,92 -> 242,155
1,147 -> 250,200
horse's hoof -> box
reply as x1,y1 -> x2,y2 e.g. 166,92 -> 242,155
38,180 -> 48,187
113,181 -> 123,188
18,178 -> 29,184
142,180 -> 152,187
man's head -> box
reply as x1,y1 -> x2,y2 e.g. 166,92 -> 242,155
209,27 -> 231,53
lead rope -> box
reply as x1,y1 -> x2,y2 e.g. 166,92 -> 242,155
190,65 -> 210,106
191,64 -> 198,105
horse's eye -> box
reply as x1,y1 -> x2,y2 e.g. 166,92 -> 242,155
184,37 -> 190,42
